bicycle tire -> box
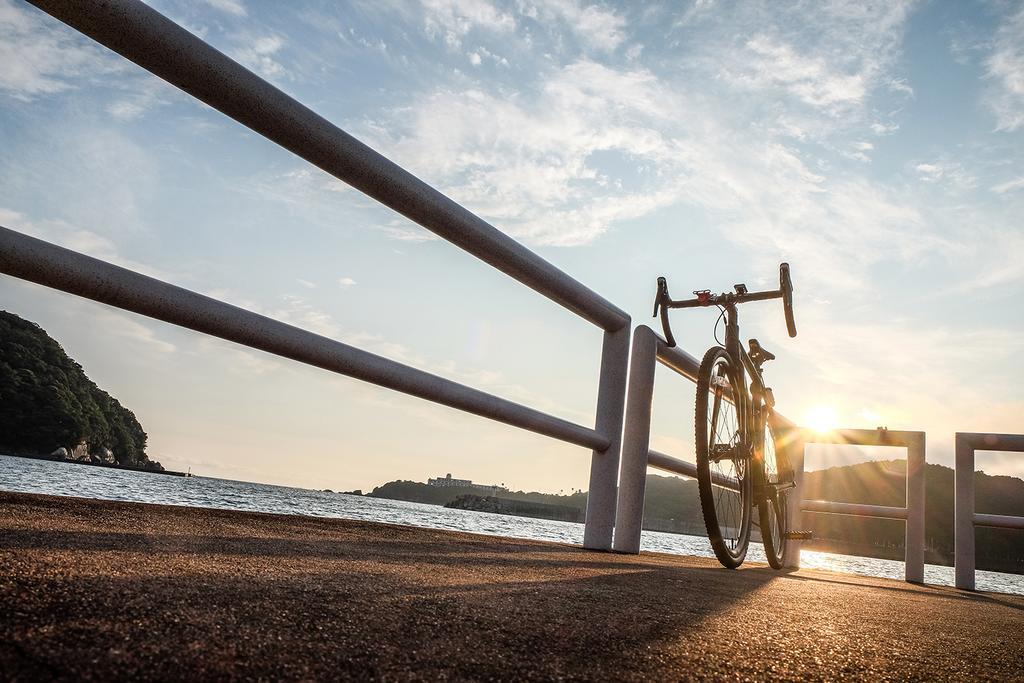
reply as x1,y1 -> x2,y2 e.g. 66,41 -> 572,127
695,346 -> 752,569
759,414 -> 790,569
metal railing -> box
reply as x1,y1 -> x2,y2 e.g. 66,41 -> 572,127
4,0 -> 631,550
955,432 -> 1024,590
795,428 -> 926,583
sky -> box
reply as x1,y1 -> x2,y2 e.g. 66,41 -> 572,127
1,0 -> 1022,493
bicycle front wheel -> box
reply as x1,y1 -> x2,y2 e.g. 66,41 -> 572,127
759,414 -> 791,569
695,346 -> 752,569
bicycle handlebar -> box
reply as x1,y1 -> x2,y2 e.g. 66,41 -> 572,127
653,263 -> 798,345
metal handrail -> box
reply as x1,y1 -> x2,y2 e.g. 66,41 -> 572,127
7,0 -> 632,550
26,0 -> 628,333
0,227 -> 608,452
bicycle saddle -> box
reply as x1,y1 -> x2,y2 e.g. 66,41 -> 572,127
748,338 -> 775,365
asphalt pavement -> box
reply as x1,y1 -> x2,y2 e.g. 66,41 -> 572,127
2,491 -> 1022,681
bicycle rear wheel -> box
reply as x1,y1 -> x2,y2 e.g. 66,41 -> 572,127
759,414 -> 790,569
695,346 -> 752,569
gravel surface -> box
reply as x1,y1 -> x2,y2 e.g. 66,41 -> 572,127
2,491 -> 1022,681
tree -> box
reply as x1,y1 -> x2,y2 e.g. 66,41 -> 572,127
0,311 -> 160,470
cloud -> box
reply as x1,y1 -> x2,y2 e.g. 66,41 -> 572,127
0,0 -> 122,101
251,168 -> 351,204
0,124 -> 159,237
230,35 -> 289,80
696,1 -> 914,125
105,77 -> 179,122
196,338 -> 280,375
946,226 -> 1024,292
372,60 -> 684,245
887,78 -> 914,97
362,35 -> 945,291
98,310 -> 177,355
523,0 -> 626,51
371,220 -> 438,242
735,34 -> 868,108
991,176 -> 1024,194
338,277 -> 357,287
913,161 -> 976,189
297,279 -> 317,289
203,0 -> 247,17
271,294 -> 340,338
985,4 -> 1024,131
421,0 -> 515,49
846,140 -> 874,163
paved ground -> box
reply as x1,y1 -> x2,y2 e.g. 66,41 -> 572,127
2,492 -> 1022,681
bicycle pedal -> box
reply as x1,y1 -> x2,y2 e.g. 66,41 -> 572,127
784,531 -> 813,541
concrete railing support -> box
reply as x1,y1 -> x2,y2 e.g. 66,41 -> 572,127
583,327 -> 631,550
613,326 -> 658,554
783,430 -> 806,569
955,432 -> 1024,590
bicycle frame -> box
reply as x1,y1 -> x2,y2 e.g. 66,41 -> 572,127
722,304 -> 772,500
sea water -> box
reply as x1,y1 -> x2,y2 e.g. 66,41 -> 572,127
2,454 -> 1021,596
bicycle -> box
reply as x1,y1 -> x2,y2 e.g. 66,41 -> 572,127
653,263 -> 799,569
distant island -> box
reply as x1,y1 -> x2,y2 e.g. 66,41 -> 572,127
367,464 -> 1024,574
0,311 -> 164,472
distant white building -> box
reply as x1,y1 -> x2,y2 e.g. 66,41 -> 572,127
428,473 -> 473,488
427,473 -> 506,495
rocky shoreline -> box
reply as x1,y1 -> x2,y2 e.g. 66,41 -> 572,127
3,451 -> 186,477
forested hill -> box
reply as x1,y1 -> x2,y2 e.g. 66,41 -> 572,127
803,460 -> 1024,571
368,480 -> 588,510
0,311 -> 161,471
369,462 -> 1024,572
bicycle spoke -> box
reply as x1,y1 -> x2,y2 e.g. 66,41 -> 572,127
706,358 -> 744,549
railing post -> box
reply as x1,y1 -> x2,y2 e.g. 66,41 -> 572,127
612,325 -> 658,554
955,433 -> 976,590
583,325 -> 630,550
905,432 -> 926,583
784,432 -> 805,569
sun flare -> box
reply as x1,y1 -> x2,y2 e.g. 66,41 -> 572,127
804,405 -> 839,433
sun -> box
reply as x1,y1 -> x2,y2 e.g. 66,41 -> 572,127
804,405 -> 839,433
